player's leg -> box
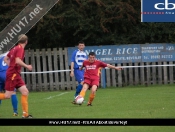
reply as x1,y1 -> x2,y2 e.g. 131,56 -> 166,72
87,79 -> 99,106
0,72 -> 15,100
72,69 -> 84,104
0,90 -> 13,99
0,72 -> 6,105
0,83 -> 13,104
79,82 -> 90,98
18,85 -> 32,118
13,74 -> 32,118
75,81 -> 84,98
74,69 -> 84,98
0,83 -> 3,105
11,89 -> 18,116
0,79 -> 18,115
87,85 -> 98,106
72,81 -> 84,104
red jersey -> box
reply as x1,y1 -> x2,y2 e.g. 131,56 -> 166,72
6,44 -> 24,75
83,60 -> 107,80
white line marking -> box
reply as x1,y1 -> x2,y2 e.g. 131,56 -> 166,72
45,92 -> 69,99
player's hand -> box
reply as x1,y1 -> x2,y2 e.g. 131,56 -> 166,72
116,67 -> 123,70
27,65 -> 32,71
70,71 -> 74,77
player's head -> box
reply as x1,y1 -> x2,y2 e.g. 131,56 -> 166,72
78,41 -> 85,51
18,34 -> 28,45
88,52 -> 96,63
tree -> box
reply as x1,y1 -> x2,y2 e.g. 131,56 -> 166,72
0,0 -> 175,50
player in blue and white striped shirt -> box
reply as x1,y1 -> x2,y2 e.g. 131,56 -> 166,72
70,41 -> 87,104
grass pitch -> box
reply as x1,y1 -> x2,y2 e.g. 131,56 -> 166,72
0,85 -> 175,131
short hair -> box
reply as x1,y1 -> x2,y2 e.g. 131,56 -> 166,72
78,41 -> 85,45
89,52 -> 96,56
18,34 -> 28,43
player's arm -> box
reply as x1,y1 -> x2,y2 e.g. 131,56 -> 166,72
4,56 -> 10,66
70,62 -> 74,77
15,57 -> 32,71
70,51 -> 76,77
79,61 -> 85,70
107,64 -> 123,70
79,65 -> 84,70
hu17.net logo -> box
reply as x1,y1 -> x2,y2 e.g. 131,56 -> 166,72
141,0 -> 175,22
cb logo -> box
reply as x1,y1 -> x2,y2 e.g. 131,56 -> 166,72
154,0 -> 175,10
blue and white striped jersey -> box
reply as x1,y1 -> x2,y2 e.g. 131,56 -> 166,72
0,52 -> 8,72
71,49 -> 87,69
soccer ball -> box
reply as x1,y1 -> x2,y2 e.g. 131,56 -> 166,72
75,95 -> 84,105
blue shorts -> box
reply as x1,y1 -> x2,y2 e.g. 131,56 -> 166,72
0,71 -> 6,92
0,82 -> 4,91
74,69 -> 84,83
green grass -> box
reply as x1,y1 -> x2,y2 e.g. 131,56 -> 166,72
0,85 -> 175,131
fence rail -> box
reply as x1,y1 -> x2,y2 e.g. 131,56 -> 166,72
21,48 -> 175,91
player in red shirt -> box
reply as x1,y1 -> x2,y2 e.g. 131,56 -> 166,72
78,52 -> 123,106
0,34 -> 33,118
